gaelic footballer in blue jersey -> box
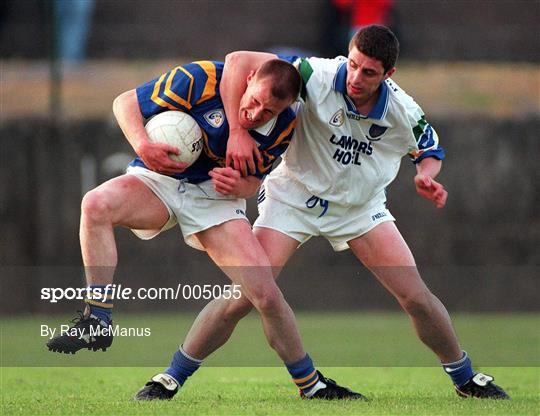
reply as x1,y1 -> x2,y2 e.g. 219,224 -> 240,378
48,59 -> 327,400
131,61 -> 297,183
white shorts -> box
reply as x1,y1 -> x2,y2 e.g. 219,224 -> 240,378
254,174 -> 395,251
126,166 -> 248,250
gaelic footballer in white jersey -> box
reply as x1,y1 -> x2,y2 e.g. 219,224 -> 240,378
274,56 -> 445,207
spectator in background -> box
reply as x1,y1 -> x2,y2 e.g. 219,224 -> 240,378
55,0 -> 95,62
331,0 -> 395,54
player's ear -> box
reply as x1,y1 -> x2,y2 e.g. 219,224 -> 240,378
246,70 -> 256,84
384,67 -> 396,79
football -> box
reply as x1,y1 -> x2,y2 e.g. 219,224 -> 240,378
145,111 -> 203,167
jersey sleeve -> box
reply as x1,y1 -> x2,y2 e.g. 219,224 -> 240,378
253,117 -> 297,178
402,94 -> 445,163
136,61 -> 222,119
408,115 -> 446,163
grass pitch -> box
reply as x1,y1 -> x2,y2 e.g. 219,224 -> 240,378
2,367 -> 538,415
1,312 -> 539,415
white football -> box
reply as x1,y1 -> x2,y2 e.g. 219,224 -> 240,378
145,111 -> 203,167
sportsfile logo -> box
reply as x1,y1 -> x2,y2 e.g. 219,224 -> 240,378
40,284 -> 242,303
329,134 -> 373,166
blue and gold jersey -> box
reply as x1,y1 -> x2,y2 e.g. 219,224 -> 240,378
129,61 -> 297,183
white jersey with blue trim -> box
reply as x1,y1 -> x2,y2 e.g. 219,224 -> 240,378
275,56 -> 445,207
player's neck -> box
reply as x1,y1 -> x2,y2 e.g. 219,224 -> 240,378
353,88 -> 380,117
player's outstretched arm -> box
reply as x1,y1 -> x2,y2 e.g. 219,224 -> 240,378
112,90 -> 187,174
414,157 -> 448,209
223,51 -> 277,176
209,167 -> 261,198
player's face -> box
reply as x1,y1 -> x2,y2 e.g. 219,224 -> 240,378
238,74 -> 290,129
346,47 -> 395,107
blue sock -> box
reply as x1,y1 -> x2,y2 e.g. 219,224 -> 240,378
442,351 -> 474,387
85,284 -> 113,324
286,354 -> 320,394
165,345 -> 203,386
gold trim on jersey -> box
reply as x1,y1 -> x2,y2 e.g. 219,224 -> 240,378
265,119 -> 296,152
150,67 -> 194,110
193,61 -> 217,105
165,66 -> 194,110
257,118 -> 297,174
202,130 -> 226,167
151,73 -> 179,111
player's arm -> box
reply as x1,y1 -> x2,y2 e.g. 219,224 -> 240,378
112,89 -> 186,174
414,157 -> 448,209
209,167 -> 261,198
222,51 -> 278,176
406,107 -> 447,209
212,112 -> 295,197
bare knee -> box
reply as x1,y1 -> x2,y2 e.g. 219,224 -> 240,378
81,189 -> 114,226
249,286 -> 285,316
223,297 -> 254,321
399,290 -> 433,317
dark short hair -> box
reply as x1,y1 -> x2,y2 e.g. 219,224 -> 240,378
349,25 -> 399,73
255,59 -> 301,102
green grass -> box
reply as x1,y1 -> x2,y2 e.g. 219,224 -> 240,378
1,367 -> 538,415
1,312 -> 539,414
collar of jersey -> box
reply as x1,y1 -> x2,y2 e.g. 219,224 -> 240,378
333,61 -> 389,120
250,116 -> 277,136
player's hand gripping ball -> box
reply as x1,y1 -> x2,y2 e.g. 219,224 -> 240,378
145,111 -> 203,167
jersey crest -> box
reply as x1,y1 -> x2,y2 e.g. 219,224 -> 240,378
367,124 -> 388,141
329,108 -> 345,127
203,109 -> 225,128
